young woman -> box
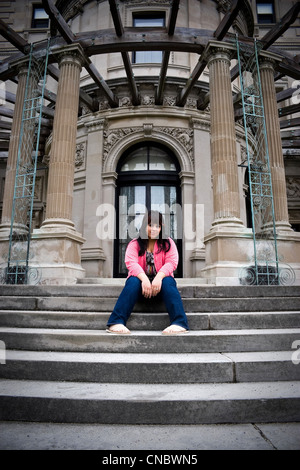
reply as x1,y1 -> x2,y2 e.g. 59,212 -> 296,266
106,210 -> 189,335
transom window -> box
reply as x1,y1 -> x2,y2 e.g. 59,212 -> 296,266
120,145 -> 177,172
132,12 -> 165,63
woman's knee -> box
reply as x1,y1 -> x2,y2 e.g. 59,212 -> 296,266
161,276 -> 176,290
126,276 -> 142,290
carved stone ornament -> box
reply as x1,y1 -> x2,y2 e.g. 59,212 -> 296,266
120,0 -> 171,4
103,127 -> 143,163
286,177 -> 300,199
75,142 -> 86,170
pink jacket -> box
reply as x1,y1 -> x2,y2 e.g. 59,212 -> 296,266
125,238 -> 178,278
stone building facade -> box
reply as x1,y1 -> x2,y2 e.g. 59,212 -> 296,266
0,0 -> 299,285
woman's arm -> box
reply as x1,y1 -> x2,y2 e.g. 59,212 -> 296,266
125,240 -> 144,277
157,238 -> 178,277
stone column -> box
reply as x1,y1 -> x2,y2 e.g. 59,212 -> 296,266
0,58 -> 40,272
208,45 -> 243,227
31,45 -> 86,284
42,45 -> 85,228
0,60 -> 30,234
201,42 -> 250,285
259,56 -> 291,232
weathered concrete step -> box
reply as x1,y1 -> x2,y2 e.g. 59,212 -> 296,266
0,379 -> 299,424
1,284 -> 299,298
0,328 -> 299,353
1,350 -> 299,384
1,310 -> 299,331
1,296 -> 300,312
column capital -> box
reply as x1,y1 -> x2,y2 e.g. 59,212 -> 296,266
52,43 -> 87,68
258,50 -> 282,71
205,40 -> 236,66
10,55 -> 39,77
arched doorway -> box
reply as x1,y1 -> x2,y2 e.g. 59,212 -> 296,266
114,142 -> 182,277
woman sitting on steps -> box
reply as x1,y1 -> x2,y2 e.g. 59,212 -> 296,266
106,210 -> 189,335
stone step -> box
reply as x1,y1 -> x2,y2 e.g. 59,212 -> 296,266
1,310 -> 299,331
1,284 -> 299,298
1,350 -> 299,384
0,327 -> 299,353
0,379 -> 299,424
1,295 -> 300,312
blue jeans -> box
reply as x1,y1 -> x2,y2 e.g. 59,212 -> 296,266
107,276 -> 189,330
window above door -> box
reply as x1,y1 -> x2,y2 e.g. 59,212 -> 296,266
132,12 -> 165,64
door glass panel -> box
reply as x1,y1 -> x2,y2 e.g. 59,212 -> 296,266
151,186 -> 179,240
118,186 -> 146,274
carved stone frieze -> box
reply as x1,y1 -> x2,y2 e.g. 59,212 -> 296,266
103,125 -> 194,167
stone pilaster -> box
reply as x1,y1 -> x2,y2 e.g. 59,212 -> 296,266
81,117 -> 106,277
259,56 -> 291,232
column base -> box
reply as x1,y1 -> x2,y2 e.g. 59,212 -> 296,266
201,225 -> 253,285
201,224 -> 300,286
30,224 -> 86,285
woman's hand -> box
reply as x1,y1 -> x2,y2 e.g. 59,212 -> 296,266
142,278 -> 152,298
151,272 -> 165,296
138,273 -> 152,298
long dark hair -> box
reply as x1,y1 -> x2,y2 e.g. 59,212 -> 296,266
137,210 -> 171,256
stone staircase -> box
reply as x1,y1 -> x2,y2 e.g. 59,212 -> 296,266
0,283 -> 300,424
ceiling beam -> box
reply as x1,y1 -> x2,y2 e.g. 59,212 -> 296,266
0,17 -> 95,112
42,0 -> 118,108
230,3 -> 300,81
156,0 -> 180,105
277,85 -> 300,103
168,0 -> 180,36
277,56 -> 300,80
108,0 -> 124,37
278,102 -> 300,117
108,0 -> 140,106
280,117 -> 300,129
0,19 -> 28,54
0,121 -> 12,130
261,2 -> 300,50
176,0 -> 243,108
176,51 -> 207,107
214,0 -> 244,41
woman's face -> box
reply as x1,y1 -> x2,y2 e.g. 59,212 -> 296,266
147,222 -> 161,240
